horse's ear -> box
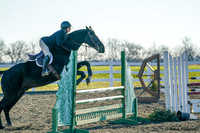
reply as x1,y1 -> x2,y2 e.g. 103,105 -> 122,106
89,26 -> 93,31
86,26 -> 93,31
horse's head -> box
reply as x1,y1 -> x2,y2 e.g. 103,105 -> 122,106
62,27 -> 105,53
84,26 -> 105,53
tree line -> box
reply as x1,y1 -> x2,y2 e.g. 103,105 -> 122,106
78,36 -> 200,62
0,36 -> 199,63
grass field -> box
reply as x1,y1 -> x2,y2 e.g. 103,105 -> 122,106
0,64 -> 200,92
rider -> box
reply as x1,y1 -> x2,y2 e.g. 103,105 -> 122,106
39,21 -> 71,76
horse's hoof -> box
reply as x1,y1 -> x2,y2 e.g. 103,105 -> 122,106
6,124 -> 12,127
0,125 -> 5,129
86,78 -> 91,85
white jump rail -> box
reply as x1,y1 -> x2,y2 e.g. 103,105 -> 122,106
76,95 -> 124,104
76,86 -> 124,94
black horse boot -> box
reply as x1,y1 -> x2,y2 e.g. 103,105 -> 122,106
41,55 -> 50,77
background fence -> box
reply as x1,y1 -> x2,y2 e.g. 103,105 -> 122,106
0,61 -> 200,92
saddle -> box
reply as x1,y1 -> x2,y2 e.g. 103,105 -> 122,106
28,51 -> 53,67
28,51 -> 61,80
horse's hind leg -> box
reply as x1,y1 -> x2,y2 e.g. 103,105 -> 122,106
0,97 -> 11,129
3,91 -> 25,127
0,90 -> 25,129
0,102 -> 5,129
3,107 -> 12,126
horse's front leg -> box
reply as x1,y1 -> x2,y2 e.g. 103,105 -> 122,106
77,61 -> 93,85
86,63 -> 93,85
76,71 -> 86,85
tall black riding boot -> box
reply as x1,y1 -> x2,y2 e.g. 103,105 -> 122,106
41,55 -> 50,77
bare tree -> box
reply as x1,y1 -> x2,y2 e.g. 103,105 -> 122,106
145,43 -> 168,58
195,47 -> 200,61
29,40 -> 40,54
145,43 -> 158,58
105,38 -> 122,61
170,44 -> 182,57
157,45 -> 169,58
181,37 -> 196,61
5,41 -> 30,63
121,41 -> 143,61
0,40 -> 6,63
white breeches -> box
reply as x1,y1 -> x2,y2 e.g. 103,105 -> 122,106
39,39 -> 51,56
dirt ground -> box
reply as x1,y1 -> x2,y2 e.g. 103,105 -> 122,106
0,90 -> 200,133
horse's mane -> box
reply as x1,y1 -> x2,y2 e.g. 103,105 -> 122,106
68,29 -> 87,36
68,26 -> 95,37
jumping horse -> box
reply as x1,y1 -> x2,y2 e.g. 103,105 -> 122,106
0,26 -> 105,129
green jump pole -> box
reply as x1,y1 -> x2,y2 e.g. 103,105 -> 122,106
121,50 -> 126,120
133,98 -> 138,120
70,50 -> 78,133
51,108 -> 58,132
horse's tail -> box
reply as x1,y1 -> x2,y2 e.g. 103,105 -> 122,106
0,71 -> 5,77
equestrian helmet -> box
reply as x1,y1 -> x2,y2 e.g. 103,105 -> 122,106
61,21 -> 71,29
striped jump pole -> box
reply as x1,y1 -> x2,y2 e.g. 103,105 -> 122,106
189,77 -> 200,80
188,92 -> 200,95
187,77 -> 200,95
189,89 -> 200,92
188,83 -> 200,87
187,80 -> 200,95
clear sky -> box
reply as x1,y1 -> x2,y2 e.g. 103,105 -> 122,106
0,0 -> 199,48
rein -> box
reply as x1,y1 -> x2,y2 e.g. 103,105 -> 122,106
61,30 -> 100,56
68,34 -> 89,56
78,45 -> 88,56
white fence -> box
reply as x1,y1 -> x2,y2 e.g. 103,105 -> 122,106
0,60 -> 200,90
0,62 -> 164,87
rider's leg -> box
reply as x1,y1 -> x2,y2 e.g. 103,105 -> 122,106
42,55 -> 50,76
39,39 -> 51,76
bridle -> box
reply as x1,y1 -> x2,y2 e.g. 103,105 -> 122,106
61,30 -> 101,55
86,30 -> 102,52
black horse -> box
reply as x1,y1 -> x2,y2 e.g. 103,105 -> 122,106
0,26 -> 105,129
